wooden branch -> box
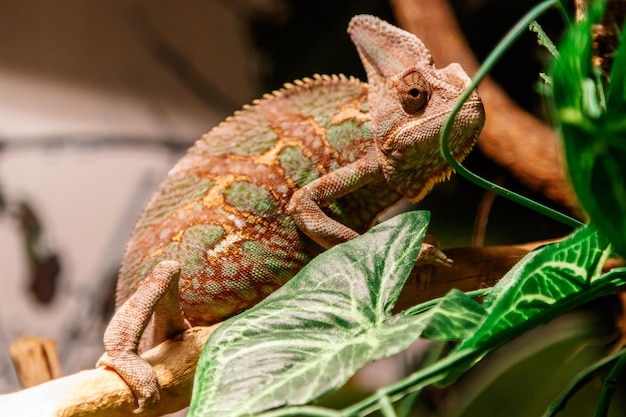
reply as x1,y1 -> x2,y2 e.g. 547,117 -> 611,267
395,244 -> 529,311
0,325 -> 219,417
389,0 -> 581,214
10,336 -> 62,389
1,243 -> 531,416
7,241 -> 617,416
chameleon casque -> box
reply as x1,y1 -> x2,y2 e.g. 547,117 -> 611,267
97,15 -> 485,412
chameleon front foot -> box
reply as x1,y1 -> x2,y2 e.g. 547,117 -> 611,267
417,242 -> 453,268
412,242 -> 453,290
97,260 -> 188,412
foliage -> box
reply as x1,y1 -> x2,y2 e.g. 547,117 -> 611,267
189,214 -> 622,417
189,211 -> 430,415
552,0 -> 626,259
189,1 -> 626,416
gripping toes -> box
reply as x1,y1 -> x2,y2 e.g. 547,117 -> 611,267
97,260 -> 184,413
411,242 -> 453,290
416,242 -> 453,267
97,351 -> 160,413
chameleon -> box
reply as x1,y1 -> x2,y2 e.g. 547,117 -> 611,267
97,14 -> 485,412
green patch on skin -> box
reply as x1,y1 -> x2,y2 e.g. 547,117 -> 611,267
240,287 -> 261,302
179,225 -> 225,275
292,81 -> 366,128
326,120 -> 372,159
198,110 -> 279,157
279,215 -> 298,230
203,280 -> 222,296
242,240 -> 265,259
223,279 -> 242,291
175,175 -> 214,204
142,174 -> 214,226
277,146 -> 319,187
223,182 -> 278,215
242,240 -> 300,286
134,256 -> 160,285
182,224 -> 225,248
242,240 -> 277,269
162,242 -> 179,258
224,129 -> 278,156
220,259 -> 239,277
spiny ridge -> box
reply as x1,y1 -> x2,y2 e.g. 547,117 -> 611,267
211,74 -> 363,135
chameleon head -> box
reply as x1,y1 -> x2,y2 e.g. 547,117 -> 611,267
348,15 -> 485,202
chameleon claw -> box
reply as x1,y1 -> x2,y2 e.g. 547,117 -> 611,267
416,242 -> 452,267
412,243 -> 453,290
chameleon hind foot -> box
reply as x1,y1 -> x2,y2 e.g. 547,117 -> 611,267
97,260 -> 188,413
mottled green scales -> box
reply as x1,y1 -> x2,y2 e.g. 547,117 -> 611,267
117,74 -> 387,325
98,15 -> 485,413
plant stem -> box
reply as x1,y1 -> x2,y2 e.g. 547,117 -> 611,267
440,0 -> 582,229
543,349 -> 625,417
594,350 -> 626,417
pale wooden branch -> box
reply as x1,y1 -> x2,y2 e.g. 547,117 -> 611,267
0,238 -> 542,417
10,336 -> 62,388
0,243 -> 528,417
0,325 -> 219,417
6,241 -> 617,416
389,0 -> 581,214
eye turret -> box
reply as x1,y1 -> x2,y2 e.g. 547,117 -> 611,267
397,71 -> 429,114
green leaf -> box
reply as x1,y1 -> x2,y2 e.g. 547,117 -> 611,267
189,211 -> 431,417
551,1 -> 626,257
458,224 -> 611,350
606,15 -> 626,118
420,289 -> 487,341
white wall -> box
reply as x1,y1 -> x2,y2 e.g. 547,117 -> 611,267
0,0 -> 265,391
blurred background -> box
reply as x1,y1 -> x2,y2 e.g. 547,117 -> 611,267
0,1 -> 622,416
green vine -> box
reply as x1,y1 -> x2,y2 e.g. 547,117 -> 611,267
439,0 -> 582,230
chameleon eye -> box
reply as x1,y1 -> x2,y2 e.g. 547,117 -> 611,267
398,71 -> 429,114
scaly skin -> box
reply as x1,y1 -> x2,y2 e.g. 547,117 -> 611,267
98,15 -> 485,412
117,74 -> 400,326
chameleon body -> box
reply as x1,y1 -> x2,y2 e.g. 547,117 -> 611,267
98,15 -> 485,412
118,74 -> 394,326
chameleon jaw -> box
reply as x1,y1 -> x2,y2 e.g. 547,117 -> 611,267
408,168 -> 453,204
409,118 -> 482,203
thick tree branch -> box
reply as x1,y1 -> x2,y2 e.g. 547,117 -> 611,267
0,242 -> 526,417
6,240 -> 599,416
0,326 -> 218,417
